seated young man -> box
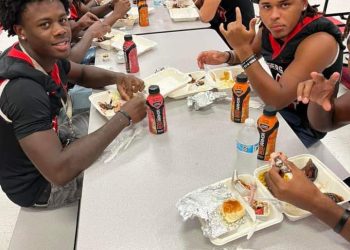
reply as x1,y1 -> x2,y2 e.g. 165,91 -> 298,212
0,0 -> 146,209
197,0 -> 344,147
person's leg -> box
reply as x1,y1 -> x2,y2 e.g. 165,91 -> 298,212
32,174 -> 84,209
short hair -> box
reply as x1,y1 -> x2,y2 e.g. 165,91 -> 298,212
0,0 -> 70,37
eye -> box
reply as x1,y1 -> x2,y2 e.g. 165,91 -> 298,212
60,16 -> 68,24
261,4 -> 271,10
40,22 -> 50,29
281,3 -> 290,8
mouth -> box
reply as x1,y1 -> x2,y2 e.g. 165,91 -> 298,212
270,25 -> 284,33
52,39 -> 70,51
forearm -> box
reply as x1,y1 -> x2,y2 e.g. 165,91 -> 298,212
56,112 -> 129,184
234,46 -> 291,109
310,193 -> 350,241
90,4 -> 112,17
78,64 -> 125,88
103,11 -> 123,27
68,33 -> 94,63
69,20 -> 84,39
307,101 -> 335,132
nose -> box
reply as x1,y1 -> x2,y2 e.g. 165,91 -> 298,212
270,7 -> 281,20
52,22 -> 67,37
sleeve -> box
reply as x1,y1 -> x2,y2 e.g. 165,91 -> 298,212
1,78 -> 53,140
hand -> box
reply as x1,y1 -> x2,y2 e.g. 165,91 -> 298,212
265,159 -> 322,212
77,12 -> 99,30
117,74 -> 145,101
197,50 -> 229,69
120,94 -> 147,123
297,72 -> 339,111
113,0 -> 131,19
85,21 -> 111,39
219,7 -> 257,50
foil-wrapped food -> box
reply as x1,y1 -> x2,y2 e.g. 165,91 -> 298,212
187,91 -> 227,110
176,182 -> 250,238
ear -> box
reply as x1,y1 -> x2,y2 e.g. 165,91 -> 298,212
13,24 -> 26,40
302,0 -> 308,10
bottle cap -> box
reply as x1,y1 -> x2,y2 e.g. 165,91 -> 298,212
148,85 -> 160,94
236,73 -> 248,83
124,34 -> 133,41
244,118 -> 255,126
263,106 -> 277,116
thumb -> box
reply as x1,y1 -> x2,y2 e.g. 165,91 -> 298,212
249,18 -> 257,33
329,72 -> 340,85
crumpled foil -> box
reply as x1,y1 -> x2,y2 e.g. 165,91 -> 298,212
176,182 -> 246,238
187,91 -> 227,110
99,121 -> 147,163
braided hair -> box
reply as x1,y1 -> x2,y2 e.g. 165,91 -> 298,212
0,0 -> 70,37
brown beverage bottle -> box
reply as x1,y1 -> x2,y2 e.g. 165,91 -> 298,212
146,85 -> 167,134
231,73 -> 250,123
257,106 -> 279,161
138,0 -> 149,27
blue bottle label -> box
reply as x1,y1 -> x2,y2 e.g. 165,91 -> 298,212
236,142 -> 258,154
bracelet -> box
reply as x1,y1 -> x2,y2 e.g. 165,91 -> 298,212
241,54 -> 257,70
225,50 -> 236,65
118,110 -> 132,126
334,209 -> 350,233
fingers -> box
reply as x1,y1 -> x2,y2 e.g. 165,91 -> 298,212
117,84 -> 131,101
219,23 -> 228,40
197,52 -> 206,69
298,79 -> 314,104
235,7 -> 242,24
87,12 -> 99,21
329,72 -> 340,84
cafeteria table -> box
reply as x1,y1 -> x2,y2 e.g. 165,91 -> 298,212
76,29 -> 350,249
117,4 -> 210,35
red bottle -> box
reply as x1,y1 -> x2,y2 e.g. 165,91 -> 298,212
146,85 -> 167,134
123,34 -> 139,73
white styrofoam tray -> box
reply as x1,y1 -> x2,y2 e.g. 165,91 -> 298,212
207,66 -> 244,90
168,70 -> 213,99
168,7 -> 199,22
254,154 -> 350,221
165,0 -> 195,9
198,177 -> 283,246
94,30 -> 157,54
89,90 -> 124,119
143,68 -> 191,97
127,6 -> 154,22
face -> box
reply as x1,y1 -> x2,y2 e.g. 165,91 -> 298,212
14,0 -> 71,65
259,0 -> 307,40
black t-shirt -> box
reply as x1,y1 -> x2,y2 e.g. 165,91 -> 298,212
210,0 -> 255,30
0,58 -> 71,207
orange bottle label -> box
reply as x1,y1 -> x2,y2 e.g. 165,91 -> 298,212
257,115 -> 279,161
231,82 -> 250,123
138,3 -> 149,27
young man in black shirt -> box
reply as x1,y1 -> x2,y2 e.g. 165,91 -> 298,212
0,0 -> 146,208
197,0 -> 344,147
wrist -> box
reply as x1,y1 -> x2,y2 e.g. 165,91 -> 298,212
234,45 -> 254,62
118,109 -> 132,126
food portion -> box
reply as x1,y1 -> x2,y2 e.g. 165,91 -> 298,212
188,73 -> 205,86
98,91 -> 122,115
251,199 -> 269,216
210,70 -> 235,89
220,199 -> 246,224
324,192 -> 344,203
302,159 -> 318,182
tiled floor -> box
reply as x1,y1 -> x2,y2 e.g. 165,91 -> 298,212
0,1 -> 350,250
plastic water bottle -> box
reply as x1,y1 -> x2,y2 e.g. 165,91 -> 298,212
234,118 -> 259,175
153,0 -> 162,7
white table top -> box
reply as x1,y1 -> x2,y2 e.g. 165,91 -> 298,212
95,29 -> 227,78
76,29 -> 350,249
119,5 -> 210,35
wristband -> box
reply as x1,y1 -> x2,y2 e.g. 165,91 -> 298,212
118,110 -> 132,126
334,209 -> 350,233
241,54 -> 257,70
225,50 -> 236,65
